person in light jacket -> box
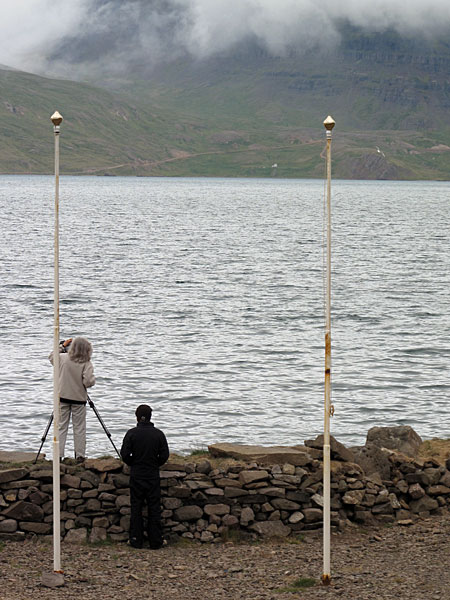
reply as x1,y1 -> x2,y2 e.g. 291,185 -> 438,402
49,337 -> 95,461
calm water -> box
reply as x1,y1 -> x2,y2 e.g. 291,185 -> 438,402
0,175 -> 449,457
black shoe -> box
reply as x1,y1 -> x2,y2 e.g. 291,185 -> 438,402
149,540 -> 165,550
129,538 -> 143,549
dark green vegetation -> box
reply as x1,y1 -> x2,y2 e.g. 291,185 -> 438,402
1,27 -> 450,179
278,576 -> 317,592
188,448 -> 210,457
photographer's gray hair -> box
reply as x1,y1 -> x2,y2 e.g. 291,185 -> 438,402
68,337 -> 92,363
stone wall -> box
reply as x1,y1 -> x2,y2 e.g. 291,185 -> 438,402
1,451 -> 449,544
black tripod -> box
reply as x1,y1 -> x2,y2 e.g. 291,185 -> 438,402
34,395 -> 121,463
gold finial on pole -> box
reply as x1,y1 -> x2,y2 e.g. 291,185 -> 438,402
323,115 -> 335,131
51,111 -> 63,126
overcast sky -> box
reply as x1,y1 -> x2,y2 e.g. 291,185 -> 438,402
1,0 -> 450,75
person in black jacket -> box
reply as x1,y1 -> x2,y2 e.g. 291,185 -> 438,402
120,404 -> 169,549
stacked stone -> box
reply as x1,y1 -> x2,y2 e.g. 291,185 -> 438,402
0,458 -> 128,543
330,455 -> 450,526
1,454 -> 449,543
387,453 -> 450,521
160,459 -> 325,541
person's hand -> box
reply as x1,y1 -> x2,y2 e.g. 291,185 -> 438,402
63,338 -> 72,348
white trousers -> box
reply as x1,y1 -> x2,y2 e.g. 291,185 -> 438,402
59,402 -> 86,458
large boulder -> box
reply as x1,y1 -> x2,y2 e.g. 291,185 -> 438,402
208,443 -> 318,466
366,426 -> 422,457
351,443 -> 391,480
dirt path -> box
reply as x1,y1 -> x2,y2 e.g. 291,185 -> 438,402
1,514 -> 449,600
72,141 -> 322,175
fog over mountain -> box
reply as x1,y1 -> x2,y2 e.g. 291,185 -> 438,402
1,0 -> 450,76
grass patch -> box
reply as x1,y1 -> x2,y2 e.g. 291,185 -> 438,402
278,576 -> 317,593
285,534 -> 305,544
172,536 -> 196,548
189,448 -> 210,457
86,537 -> 115,547
221,528 -> 244,544
0,542 -> 5,552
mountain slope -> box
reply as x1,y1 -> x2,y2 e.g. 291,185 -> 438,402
0,68 -> 215,175
1,27 -> 450,179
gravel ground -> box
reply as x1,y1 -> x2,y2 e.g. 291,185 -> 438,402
0,514 -> 449,600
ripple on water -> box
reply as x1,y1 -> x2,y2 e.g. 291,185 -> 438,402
0,176 -> 449,455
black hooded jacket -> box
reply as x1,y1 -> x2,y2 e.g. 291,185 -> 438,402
120,421 -> 169,479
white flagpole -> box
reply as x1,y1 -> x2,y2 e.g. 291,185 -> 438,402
51,110 -> 63,576
322,115 -> 335,586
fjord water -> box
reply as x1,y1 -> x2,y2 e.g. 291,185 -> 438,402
1,175 -> 449,457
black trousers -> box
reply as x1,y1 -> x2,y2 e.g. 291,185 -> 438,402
129,477 -> 163,547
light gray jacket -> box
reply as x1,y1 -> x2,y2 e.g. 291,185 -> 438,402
49,352 -> 95,402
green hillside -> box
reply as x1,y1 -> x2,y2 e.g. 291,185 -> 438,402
0,68 -> 216,175
1,28 -> 450,179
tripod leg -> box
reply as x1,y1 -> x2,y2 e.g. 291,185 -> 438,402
87,396 -> 122,460
34,412 -> 54,464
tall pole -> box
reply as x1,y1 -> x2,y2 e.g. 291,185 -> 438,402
51,110 -> 63,575
322,115 -> 335,586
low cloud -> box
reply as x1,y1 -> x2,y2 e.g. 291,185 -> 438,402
1,0 -> 450,75
0,1 -> 90,72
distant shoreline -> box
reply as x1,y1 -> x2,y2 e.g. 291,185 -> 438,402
1,172 -> 450,182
